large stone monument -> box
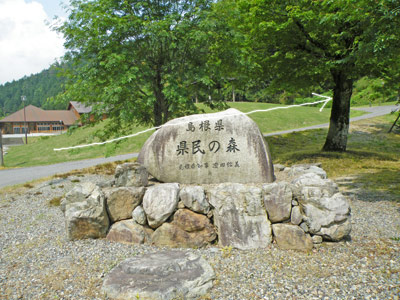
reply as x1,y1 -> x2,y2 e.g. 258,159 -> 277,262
138,108 -> 274,184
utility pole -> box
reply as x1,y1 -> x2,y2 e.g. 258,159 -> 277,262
0,125 -> 4,167
21,95 -> 28,144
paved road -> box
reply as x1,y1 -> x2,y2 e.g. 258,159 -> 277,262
0,105 -> 397,188
0,153 -> 138,189
264,104 -> 398,137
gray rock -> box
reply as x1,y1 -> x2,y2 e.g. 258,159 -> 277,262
115,162 -> 148,187
312,235 -> 323,244
262,182 -> 293,223
180,185 -> 210,214
65,186 -> 110,240
138,108 -> 274,184
60,182 -> 97,214
291,205 -> 303,225
292,173 -> 339,200
143,183 -> 180,229
319,219 -> 352,242
293,173 -> 351,241
106,219 -> 152,244
274,164 -> 286,171
102,250 -> 215,300
207,183 -> 272,250
300,222 -> 309,233
104,187 -> 145,223
152,209 -> 216,248
272,224 -> 313,251
132,205 -> 147,225
290,164 -> 327,179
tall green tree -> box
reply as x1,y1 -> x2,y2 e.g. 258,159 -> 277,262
215,0 -> 400,151
57,0 -> 213,128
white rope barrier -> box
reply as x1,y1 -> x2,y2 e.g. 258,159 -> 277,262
53,93 -> 332,151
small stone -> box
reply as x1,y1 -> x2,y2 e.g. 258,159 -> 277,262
132,205 -> 147,225
292,200 -> 299,206
274,164 -> 286,171
115,162 -> 148,187
300,222 -> 309,233
291,206 -> 303,225
312,235 -> 323,244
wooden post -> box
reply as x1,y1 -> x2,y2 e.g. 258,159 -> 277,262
0,126 -> 4,167
232,85 -> 235,102
388,111 -> 400,133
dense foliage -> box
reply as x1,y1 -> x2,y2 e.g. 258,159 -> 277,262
0,64 -> 67,117
212,0 -> 400,151
57,0 -> 221,128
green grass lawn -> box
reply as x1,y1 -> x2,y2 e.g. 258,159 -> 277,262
267,113 -> 400,201
0,101 -> 374,168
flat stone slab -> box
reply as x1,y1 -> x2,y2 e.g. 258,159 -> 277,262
138,108 -> 274,184
102,250 -> 215,300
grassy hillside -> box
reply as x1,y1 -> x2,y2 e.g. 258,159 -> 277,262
3,102 -> 366,168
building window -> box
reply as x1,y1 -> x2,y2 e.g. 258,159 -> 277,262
38,126 -> 51,131
13,127 -> 20,134
52,125 -> 64,131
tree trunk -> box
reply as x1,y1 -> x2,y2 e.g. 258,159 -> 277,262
153,67 -> 167,127
322,70 -> 353,152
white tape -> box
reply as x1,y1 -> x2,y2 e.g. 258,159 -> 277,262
54,93 -> 332,151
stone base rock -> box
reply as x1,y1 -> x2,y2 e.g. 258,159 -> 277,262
104,187 -> 145,223
208,183 -> 272,250
115,162 -> 148,187
152,209 -> 216,248
65,186 -> 110,240
143,183 -> 180,229
272,224 -> 313,251
102,251 -> 215,300
106,220 -> 153,244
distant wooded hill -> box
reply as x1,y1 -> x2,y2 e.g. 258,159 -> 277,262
0,63 -> 68,117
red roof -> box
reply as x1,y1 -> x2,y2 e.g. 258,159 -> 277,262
0,105 -> 78,125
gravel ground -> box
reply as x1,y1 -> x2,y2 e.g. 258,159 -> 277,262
1,174 -> 399,300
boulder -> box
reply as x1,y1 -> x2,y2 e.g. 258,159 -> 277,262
289,164 -> 327,179
152,209 -> 216,248
142,183 -> 180,229
65,185 -> 110,240
115,162 -> 148,187
104,187 -> 145,223
293,173 -> 351,241
207,183 -> 272,249
132,205 -> 147,225
106,220 -> 152,244
272,224 -> 313,251
138,108 -> 274,184
179,186 -> 210,214
60,182 -> 97,214
262,182 -> 293,223
102,250 -> 215,300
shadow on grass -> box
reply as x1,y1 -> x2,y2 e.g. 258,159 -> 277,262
277,149 -> 397,165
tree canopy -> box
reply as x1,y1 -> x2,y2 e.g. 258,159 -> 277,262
55,0 -> 400,150
57,0 -> 219,128
213,0 -> 400,151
